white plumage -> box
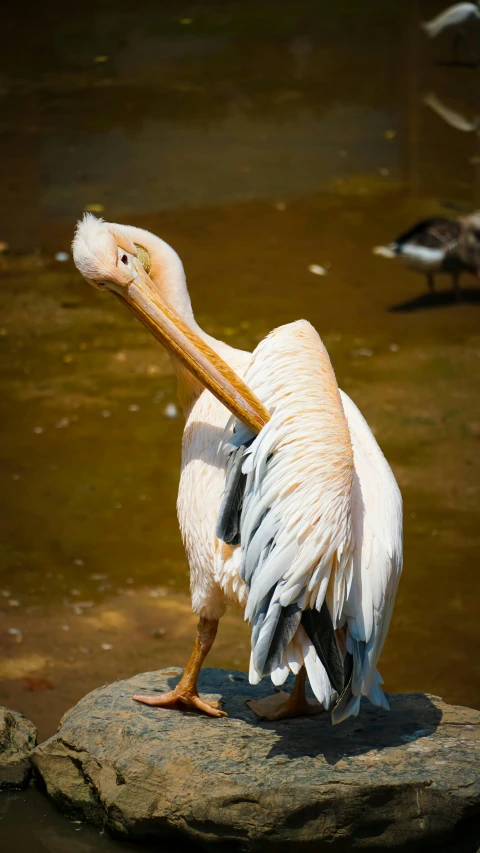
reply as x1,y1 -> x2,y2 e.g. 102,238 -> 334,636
374,242 -> 445,270
73,216 -> 403,723
338,390 -> 403,720
216,322 -> 402,722
422,2 -> 480,38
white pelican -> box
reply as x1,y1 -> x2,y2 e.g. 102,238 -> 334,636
422,3 -> 480,62
73,215 -> 403,723
373,215 -> 480,299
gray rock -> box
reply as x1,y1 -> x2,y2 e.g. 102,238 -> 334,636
0,706 -> 37,789
32,668 -> 480,852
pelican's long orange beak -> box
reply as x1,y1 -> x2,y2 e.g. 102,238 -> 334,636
112,262 -> 270,434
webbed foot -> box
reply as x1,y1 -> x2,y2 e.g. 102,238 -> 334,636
247,689 -> 324,721
133,687 -> 227,717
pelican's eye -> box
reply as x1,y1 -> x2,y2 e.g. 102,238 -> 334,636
121,253 -> 129,264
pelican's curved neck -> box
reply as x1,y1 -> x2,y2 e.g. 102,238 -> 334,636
112,223 -> 235,413
112,223 -> 197,327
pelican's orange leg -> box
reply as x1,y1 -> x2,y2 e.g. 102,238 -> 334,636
247,666 -> 324,721
133,617 -> 227,718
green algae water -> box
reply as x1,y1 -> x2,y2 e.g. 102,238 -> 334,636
0,0 -> 479,847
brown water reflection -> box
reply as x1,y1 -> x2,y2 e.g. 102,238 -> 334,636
0,0 -> 480,843
0,786 -> 204,852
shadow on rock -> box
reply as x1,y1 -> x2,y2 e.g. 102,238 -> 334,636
257,691 -> 443,766
186,671 -> 443,766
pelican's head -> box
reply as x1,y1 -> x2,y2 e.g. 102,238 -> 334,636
72,214 -> 152,294
72,215 -> 269,433
459,214 -> 480,275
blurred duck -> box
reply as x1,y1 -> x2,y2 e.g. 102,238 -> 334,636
374,214 -> 480,300
422,3 -> 480,62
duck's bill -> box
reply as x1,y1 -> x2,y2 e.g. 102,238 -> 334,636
115,266 -> 270,435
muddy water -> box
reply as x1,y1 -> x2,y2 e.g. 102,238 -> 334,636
1,0 -> 480,847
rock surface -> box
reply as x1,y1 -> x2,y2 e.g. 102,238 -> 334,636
32,669 -> 480,852
0,706 -> 37,788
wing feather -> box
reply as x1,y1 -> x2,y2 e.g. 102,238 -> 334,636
216,321 -> 403,723
217,320 -> 353,712
335,390 -> 403,723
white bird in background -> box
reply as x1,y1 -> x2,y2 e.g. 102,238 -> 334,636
422,2 -> 480,62
424,91 -> 480,134
73,216 -> 403,723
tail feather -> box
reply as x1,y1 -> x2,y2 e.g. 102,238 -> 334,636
331,639 -> 389,724
271,649 -> 290,686
251,600 -> 302,677
332,691 -> 361,724
368,670 -> 390,710
249,654 -> 261,685
286,636 -> 303,675
301,605 -> 345,695
303,640 -> 335,708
